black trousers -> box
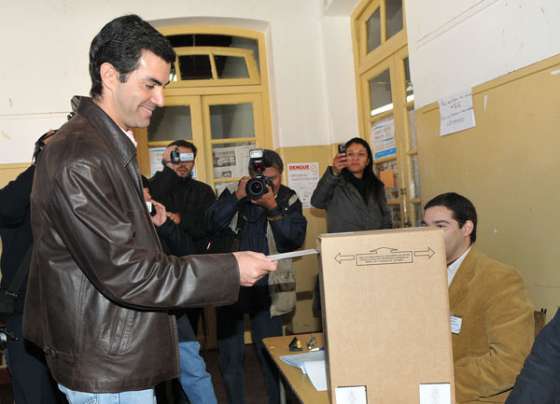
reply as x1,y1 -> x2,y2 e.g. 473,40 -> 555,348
5,315 -> 66,404
217,300 -> 283,404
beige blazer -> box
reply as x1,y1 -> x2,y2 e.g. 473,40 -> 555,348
449,248 -> 534,403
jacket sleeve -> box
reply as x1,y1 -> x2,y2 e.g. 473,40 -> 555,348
268,190 -> 307,253
148,167 -> 176,201
454,269 -> 534,402
49,160 -> 239,310
0,165 -> 34,227
206,189 -> 240,234
378,188 -> 393,229
180,184 -> 216,241
310,167 -> 340,209
506,310 -> 560,404
156,218 -> 195,256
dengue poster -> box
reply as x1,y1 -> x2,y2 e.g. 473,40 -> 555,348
287,162 -> 320,208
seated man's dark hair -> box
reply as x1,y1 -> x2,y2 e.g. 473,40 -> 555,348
167,140 -> 197,158
89,14 -> 176,98
424,192 -> 478,243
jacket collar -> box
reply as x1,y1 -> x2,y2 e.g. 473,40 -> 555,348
75,96 -> 137,168
449,247 -> 480,309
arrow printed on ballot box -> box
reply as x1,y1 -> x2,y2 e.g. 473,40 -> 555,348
335,246 -> 436,266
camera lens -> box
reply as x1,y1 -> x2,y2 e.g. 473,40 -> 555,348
246,177 -> 267,199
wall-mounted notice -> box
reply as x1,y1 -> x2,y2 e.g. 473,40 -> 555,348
439,89 -> 476,136
213,144 -> 252,179
149,147 -> 165,176
287,162 -> 320,209
371,117 -> 397,161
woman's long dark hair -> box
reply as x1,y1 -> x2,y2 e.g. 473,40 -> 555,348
342,137 -> 386,203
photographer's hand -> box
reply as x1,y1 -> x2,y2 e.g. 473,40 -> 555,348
167,212 -> 181,224
235,176 -> 250,200
162,146 -> 176,168
253,186 -> 277,210
332,152 -> 348,175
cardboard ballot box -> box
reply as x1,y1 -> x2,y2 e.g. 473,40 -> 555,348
319,227 -> 455,404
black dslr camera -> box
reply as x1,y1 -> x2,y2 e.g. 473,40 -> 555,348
170,149 -> 194,164
246,149 -> 273,200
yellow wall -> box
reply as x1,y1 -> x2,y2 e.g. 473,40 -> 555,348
0,163 -> 30,188
416,53 -> 560,317
0,163 -> 31,278
277,144 -> 334,333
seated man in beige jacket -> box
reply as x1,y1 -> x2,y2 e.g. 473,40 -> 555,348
422,192 -> 534,404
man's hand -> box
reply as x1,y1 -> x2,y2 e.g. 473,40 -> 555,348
331,152 -> 348,175
167,211 -> 181,224
252,186 -> 277,210
233,251 -> 277,287
151,201 -> 167,227
162,146 -> 174,167
235,176 -> 250,200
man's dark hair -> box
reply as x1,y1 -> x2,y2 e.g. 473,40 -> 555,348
167,140 -> 197,158
89,14 -> 176,98
248,149 -> 284,175
424,192 -> 478,244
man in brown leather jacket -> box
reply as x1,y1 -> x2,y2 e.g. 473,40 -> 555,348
22,14 -> 276,404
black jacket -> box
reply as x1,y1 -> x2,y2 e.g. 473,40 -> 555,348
155,218 -> 197,342
207,186 -> 307,255
506,309 -> 560,404
149,167 -> 216,253
207,186 -> 306,311
23,97 -> 240,393
0,165 -> 34,314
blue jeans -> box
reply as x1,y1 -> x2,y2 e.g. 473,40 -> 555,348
58,385 -> 155,403
178,340 -> 217,404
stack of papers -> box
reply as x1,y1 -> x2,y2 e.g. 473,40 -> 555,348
280,350 -> 328,391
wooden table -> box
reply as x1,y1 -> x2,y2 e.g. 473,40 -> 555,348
263,333 -> 329,404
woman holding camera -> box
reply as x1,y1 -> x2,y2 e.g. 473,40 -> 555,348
311,137 -> 392,233
311,138 -> 392,317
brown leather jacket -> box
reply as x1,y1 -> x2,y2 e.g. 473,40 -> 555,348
23,97 -> 240,393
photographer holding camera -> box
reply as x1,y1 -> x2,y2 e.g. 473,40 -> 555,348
207,149 -> 307,404
148,140 -> 218,402
150,140 -> 216,254
0,130 -> 65,403
150,140 -> 216,332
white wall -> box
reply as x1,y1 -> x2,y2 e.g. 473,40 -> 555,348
0,0 -> 360,164
320,16 -> 360,144
405,0 -> 560,108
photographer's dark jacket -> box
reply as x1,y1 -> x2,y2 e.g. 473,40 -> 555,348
207,186 -> 307,315
155,218 -> 197,342
0,165 -> 34,315
149,167 -> 216,253
23,97 -> 240,393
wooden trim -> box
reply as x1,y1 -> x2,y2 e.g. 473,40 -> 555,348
0,163 -> 30,169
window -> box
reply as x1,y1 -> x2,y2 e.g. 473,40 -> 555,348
353,0 -> 420,227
